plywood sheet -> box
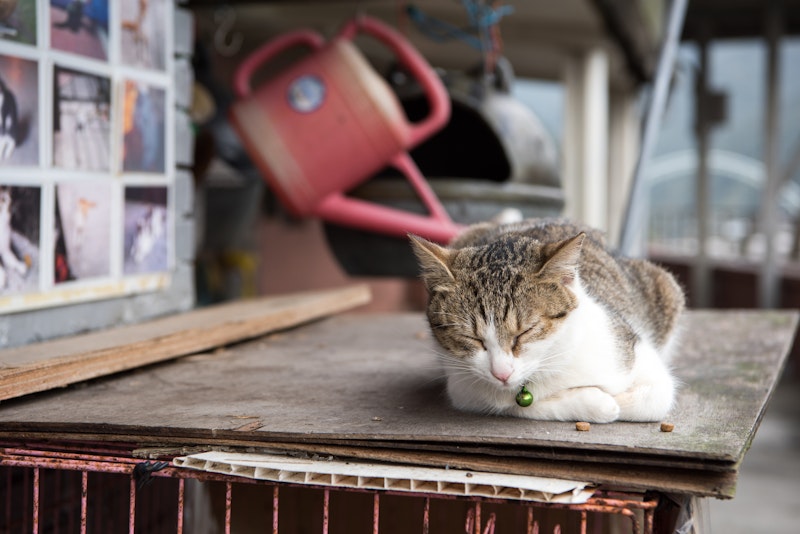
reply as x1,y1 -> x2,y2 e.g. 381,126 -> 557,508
0,309 -> 795,498
0,284 -> 371,401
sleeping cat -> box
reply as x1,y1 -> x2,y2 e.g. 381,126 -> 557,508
410,218 -> 685,423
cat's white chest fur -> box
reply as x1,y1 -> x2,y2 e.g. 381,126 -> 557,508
443,280 -> 676,423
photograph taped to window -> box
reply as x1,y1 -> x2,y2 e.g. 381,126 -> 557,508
121,0 -> 167,71
50,0 -> 109,61
124,186 -> 168,275
122,80 -> 165,173
0,54 -> 39,167
54,181 -> 111,283
0,184 -> 39,295
53,65 -> 111,171
0,0 -> 37,46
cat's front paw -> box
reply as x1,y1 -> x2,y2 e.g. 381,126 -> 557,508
579,387 -> 620,423
526,386 -> 621,423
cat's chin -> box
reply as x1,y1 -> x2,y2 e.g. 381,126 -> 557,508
485,377 -> 526,392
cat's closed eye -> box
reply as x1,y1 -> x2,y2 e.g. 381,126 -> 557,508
512,326 -> 535,350
465,336 -> 486,350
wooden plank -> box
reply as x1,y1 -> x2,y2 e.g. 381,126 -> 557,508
0,285 -> 371,401
0,430 -> 738,498
0,309 -> 794,498
3,310 -> 789,461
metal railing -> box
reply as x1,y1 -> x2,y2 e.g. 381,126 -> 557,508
1,446 -> 658,534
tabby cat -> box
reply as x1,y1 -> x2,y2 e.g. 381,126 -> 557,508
410,218 -> 685,423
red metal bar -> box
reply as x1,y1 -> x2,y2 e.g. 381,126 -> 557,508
80,471 -> 88,534
1,456 -> 132,475
372,491 -> 380,534
32,467 -> 40,534
527,507 -> 538,534
272,485 -> 279,534
465,505 -> 497,534
176,478 -> 185,534
1,447 -> 662,534
644,503 -> 655,534
128,477 -> 136,534
483,513 -> 496,534
225,481 -> 233,534
575,504 -> 640,532
322,488 -> 330,534
422,497 -> 430,534
2,448 -> 143,465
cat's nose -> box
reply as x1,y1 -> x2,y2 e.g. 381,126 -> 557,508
491,368 -> 512,384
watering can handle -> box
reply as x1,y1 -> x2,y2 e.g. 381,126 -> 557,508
314,152 -> 463,244
338,16 -> 451,146
234,30 -> 326,98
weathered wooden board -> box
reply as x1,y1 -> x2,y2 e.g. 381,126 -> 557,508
0,285 -> 371,402
0,309 -> 795,498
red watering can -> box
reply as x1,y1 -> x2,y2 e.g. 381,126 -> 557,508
229,15 -> 462,244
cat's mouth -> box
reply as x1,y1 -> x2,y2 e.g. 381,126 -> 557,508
486,375 -> 526,391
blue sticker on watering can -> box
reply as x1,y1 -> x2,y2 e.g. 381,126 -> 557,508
287,75 -> 326,113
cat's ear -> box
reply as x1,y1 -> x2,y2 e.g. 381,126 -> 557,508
408,234 -> 455,292
538,232 -> 585,286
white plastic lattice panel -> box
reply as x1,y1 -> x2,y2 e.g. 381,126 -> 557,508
173,451 -> 594,504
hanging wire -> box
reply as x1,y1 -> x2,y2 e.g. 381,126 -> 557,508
406,0 -> 513,72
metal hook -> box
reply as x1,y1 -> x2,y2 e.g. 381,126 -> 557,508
214,6 -> 243,57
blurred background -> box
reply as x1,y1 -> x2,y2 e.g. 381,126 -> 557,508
185,0 -> 800,314
181,1 -> 799,531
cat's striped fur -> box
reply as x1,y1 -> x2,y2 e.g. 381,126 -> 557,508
410,218 -> 685,423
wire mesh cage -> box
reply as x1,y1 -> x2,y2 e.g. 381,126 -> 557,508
1,445 -> 658,534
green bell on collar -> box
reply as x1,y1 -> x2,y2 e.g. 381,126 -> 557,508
515,385 -> 534,407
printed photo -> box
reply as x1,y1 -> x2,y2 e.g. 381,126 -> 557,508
123,186 -> 168,274
122,80 -> 166,173
50,0 -> 109,61
0,54 -> 39,166
54,181 -> 111,282
0,185 -> 39,295
121,0 -> 167,71
53,65 -> 111,171
0,0 -> 37,46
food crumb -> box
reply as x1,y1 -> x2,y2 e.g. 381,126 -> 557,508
371,416 -> 382,422
575,421 -> 591,431
660,422 -> 675,432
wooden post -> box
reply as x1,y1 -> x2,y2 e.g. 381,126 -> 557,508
563,47 -> 610,233
607,89 -> 640,247
693,32 -> 712,308
758,3 -> 783,308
